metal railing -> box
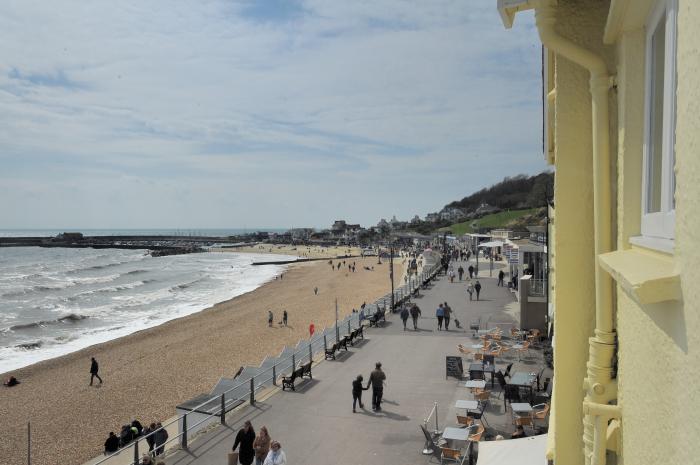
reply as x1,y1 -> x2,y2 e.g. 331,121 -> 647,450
89,257 -> 444,465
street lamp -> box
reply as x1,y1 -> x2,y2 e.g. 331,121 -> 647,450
389,242 -> 395,311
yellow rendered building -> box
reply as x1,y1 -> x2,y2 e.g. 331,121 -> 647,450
498,1 -> 699,464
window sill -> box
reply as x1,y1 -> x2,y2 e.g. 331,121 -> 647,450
629,235 -> 674,255
598,248 -> 680,305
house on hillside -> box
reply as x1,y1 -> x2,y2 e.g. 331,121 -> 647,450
439,207 -> 467,222
499,1 -> 698,464
425,212 -> 440,223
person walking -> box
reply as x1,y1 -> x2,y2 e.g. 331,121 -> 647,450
474,280 -> 482,301
144,423 -> 156,453
443,302 -> 452,330
435,304 -> 444,331
468,265 -> 474,279
410,304 -> 421,330
352,375 -> 368,412
154,422 -> 168,456
232,420 -> 256,465
268,311 -> 273,327
467,281 -> 475,301
253,426 -> 271,465
367,362 -> 386,411
400,305 -> 409,331
282,310 -> 288,327
498,270 -> 505,287
263,441 -> 286,465
89,357 -> 103,386
458,266 -> 464,281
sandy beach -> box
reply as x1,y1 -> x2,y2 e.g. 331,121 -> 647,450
1,253 -> 405,465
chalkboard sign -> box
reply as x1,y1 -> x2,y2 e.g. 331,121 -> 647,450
446,356 -> 464,380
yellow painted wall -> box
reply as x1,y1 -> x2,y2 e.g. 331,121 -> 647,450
614,1 -> 700,463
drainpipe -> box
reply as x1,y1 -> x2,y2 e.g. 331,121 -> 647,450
533,2 -> 617,465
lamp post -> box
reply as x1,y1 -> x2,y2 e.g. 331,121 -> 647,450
335,298 -> 339,343
389,243 -> 395,311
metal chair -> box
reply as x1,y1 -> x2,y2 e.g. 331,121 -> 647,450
468,422 -> 485,442
456,415 -> 473,428
440,446 -> 467,465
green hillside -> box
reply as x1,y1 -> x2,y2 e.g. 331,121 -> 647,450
440,208 -> 540,235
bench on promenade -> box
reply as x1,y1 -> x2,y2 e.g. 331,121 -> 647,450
347,326 -> 364,345
368,308 -> 386,327
281,362 -> 312,391
324,335 -> 351,360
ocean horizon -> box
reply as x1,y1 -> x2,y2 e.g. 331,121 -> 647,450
0,228 -> 290,238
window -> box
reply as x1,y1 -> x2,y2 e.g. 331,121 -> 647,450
642,0 -> 677,241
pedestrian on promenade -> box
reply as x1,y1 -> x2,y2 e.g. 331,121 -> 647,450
468,265 -> 474,279
367,362 -> 386,411
400,305 -> 409,330
498,270 -> 505,287
474,280 -> 482,301
436,304 -> 444,331
89,357 -> 103,386
263,441 -> 286,465
232,420 -> 256,465
467,281 -> 474,301
282,310 -> 288,327
458,266 -> 464,280
443,302 -> 452,330
154,422 -> 168,456
410,304 -> 421,330
253,426 -> 271,465
268,311 -> 274,327
145,422 -> 156,453
104,432 -> 119,455
352,374 -> 368,412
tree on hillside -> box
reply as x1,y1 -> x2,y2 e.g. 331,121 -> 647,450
447,171 -> 553,213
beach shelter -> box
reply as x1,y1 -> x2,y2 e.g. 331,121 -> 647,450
476,435 -> 548,465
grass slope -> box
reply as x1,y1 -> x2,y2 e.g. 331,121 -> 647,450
440,208 -> 539,235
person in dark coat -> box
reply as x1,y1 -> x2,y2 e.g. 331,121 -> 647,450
144,423 -> 156,452
468,265 -> 474,279
89,357 -> 103,385
399,306 -> 409,331
498,270 -> 505,287
154,422 -> 168,455
367,362 -> 386,411
232,420 -> 256,465
474,281 -> 482,301
352,375 -> 369,412
409,304 -> 421,330
104,432 -> 119,454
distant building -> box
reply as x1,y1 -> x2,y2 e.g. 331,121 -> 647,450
425,212 -> 440,223
439,207 -> 467,222
410,215 -> 422,225
289,228 -> 314,241
331,220 -> 347,233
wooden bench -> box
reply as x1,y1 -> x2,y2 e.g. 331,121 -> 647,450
325,342 -> 339,360
281,362 -> 312,391
368,309 -> 386,327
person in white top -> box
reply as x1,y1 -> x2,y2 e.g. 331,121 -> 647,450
263,441 -> 286,465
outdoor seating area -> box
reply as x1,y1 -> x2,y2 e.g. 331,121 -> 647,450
440,326 -> 552,463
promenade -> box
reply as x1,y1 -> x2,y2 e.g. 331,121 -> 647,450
157,258 -> 537,465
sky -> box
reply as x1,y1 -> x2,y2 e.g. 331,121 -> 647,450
0,0 -> 544,230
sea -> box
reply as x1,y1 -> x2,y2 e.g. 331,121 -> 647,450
0,229 -> 294,374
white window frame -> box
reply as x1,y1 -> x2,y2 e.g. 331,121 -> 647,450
641,0 -> 677,241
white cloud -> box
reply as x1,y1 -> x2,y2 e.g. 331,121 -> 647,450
0,0 -> 544,229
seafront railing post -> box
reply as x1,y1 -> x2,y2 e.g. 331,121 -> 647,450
347,320 -> 351,335
272,364 -> 277,386
181,414 -> 188,449
292,354 -> 296,370
323,334 -> 327,352
308,344 -> 313,363
132,438 -> 139,465
249,378 -> 255,405
220,394 -> 226,425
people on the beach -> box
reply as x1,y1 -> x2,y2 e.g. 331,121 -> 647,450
474,280 -> 482,301
282,310 -> 288,327
435,304 -> 444,331
498,270 -> 505,287
253,426 -> 271,465
4,375 -> 19,387
89,357 -> 103,386
154,422 -> 168,455
443,302 -> 452,330
314,286 -> 318,295
367,362 -> 386,411
400,305 -> 409,331
263,440 -> 286,465
232,420 -> 256,465
410,304 -> 421,330
352,374 -> 368,412
467,281 -> 475,301
268,311 -> 274,327
104,432 -> 119,455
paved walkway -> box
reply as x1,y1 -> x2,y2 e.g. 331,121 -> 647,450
163,259 -> 521,465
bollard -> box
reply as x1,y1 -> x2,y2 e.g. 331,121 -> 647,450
133,438 -> 139,465
182,414 -> 188,449
220,393 -> 226,425
250,378 -> 255,405
272,364 -> 277,386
